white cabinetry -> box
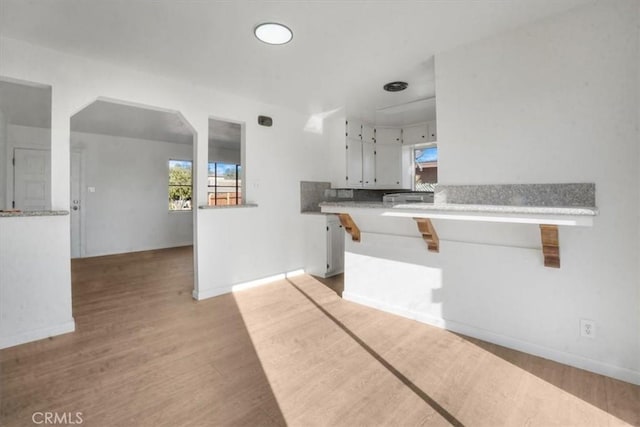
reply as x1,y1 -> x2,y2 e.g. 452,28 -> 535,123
337,118 -> 434,189
376,128 -> 402,145
427,120 -> 437,142
403,121 -> 437,144
362,124 -> 375,144
402,123 -> 428,144
346,120 -> 362,139
362,141 -> 376,187
304,214 -> 344,278
346,138 -> 363,186
375,143 -> 402,187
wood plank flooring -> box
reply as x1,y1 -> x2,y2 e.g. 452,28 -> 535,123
1,246 -> 638,426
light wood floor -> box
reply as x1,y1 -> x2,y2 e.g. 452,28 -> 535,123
1,247 -> 638,426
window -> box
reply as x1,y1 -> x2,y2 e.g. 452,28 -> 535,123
414,145 -> 437,191
208,162 -> 242,206
168,160 -> 192,211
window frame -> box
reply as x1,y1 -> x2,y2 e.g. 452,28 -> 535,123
412,142 -> 438,191
168,159 -> 193,212
207,162 -> 242,206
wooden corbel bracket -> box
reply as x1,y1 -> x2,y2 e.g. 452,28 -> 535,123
540,225 -> 560,268
414,218 -> 439,253
338,213 -> 361,242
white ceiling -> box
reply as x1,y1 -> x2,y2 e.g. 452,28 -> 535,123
1,0 -> 593,125
71,99 -> 194,144
0,78 -> 51,129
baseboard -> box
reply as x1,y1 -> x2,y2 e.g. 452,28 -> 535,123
0,319 -> 76,349
193,269 -> 306,301
342,291 -> 446,329
444,319 -> 640,386
342,291 -> 640,386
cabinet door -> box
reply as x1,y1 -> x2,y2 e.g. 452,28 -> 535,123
376,128 -> 402,145
346,140 -> 363,187
362,141 -> 376,187
402,124 -> 428,145
375,143 -> 402,188
427,120 -> 437,142
362,124 -> 376,144
346,120 -> 362,139
326,218 -> 344,276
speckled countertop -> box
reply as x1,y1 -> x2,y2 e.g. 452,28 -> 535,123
319,201 -> 598,216
0,210 -> 69,217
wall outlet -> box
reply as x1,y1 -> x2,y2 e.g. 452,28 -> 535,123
580,319 -> 596,339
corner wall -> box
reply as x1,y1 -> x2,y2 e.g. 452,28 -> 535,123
0,36 -> 329,347
434,0 -> 639,381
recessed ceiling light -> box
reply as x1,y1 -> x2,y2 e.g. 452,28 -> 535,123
254,22 -> 293,45
383,81 -> 409,92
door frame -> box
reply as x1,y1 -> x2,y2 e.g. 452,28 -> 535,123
70,150 -> 85,258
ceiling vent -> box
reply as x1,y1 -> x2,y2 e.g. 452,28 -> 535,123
383,81 -> 409,92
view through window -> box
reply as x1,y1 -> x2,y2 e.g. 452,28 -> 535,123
208,162 -> 242,206
414,145 -> 437,191
168,160 -> 192,211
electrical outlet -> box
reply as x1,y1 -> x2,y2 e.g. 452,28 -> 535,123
580,319 -> 596,339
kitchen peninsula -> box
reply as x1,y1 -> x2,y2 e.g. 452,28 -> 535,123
320,183 -> 598,335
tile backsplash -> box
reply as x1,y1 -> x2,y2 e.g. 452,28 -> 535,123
301,181 -> 414,212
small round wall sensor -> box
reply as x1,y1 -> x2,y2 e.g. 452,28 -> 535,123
383,81 -> 409,92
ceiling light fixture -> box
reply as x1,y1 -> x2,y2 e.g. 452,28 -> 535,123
383,81 -> 409,92
254,22 -> 293,45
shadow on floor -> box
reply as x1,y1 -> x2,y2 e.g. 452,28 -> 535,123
312,273 -> 344,297
456,334 -> 640,426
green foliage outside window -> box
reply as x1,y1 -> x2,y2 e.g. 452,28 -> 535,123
169,160 -> 192,210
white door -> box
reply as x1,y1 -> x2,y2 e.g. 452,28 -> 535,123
70,152 -> 82,258
13,148 -> 51,210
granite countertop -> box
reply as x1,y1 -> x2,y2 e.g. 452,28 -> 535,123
0,210 -> 70,217
319,201 -> 599,216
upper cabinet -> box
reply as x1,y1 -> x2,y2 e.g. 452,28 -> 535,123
346,120 -> 362,139
346,137 -> 363,187
362,124 -> 375,144
403,121 -> 437,144
427,120 -> 437,142
333,117 -> 435,190
376,128 -> 402,145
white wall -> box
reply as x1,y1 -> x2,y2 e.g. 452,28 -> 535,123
0,215 -> 74,348
71,131 -> 193,257
0,35 -> 329,346
436,0 -> 639,381
0,111 -> 6,209
342,0 -> 640,384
